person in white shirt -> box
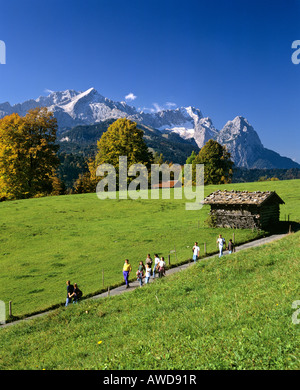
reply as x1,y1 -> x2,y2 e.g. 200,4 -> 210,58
158,256 -> 166,278
153,254 -> 160,279
192,242 -> 200,262
217,234 -> 226,258
145,264 -> 152,284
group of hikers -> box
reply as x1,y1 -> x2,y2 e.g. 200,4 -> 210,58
192,234 -> 235,261
65,234 -> 236,303
65,280 -> 83,306
122,254 -> 166,288
122,235 -> 235,289
216,234 -> 235,257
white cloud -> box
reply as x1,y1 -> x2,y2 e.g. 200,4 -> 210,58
153,103 -> 163,112
165,102 -> 177,109
153,102 -> 177,112
139,101 -> 178,113
44,88 -> 54,94
125,92 -> 137,101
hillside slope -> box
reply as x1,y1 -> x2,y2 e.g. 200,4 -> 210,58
0,179 -> 298,319
0,231 -> 299,370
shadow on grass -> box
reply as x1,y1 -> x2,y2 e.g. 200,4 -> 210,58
269,221 -> 300,234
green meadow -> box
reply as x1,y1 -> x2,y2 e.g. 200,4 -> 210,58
0,230 -> 299,370
0,179 -> 299,319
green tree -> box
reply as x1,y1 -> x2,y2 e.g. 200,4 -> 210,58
0,108 -> 60,199
193,139 -> 233,185
95,118 -> 153,188
153,151 -> 165,165
186,150 -> 197,165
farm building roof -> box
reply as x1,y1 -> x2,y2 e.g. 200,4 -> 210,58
202,190 -> 285,206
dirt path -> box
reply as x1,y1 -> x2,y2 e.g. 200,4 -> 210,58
0,232 -> 288,329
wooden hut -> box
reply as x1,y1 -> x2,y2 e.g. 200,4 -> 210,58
202,190 -> 285,230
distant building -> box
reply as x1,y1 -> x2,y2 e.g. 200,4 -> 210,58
151,180 -> 182,189
202,190 -> 285,230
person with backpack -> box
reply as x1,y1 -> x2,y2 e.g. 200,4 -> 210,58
153,254 -> 160,279
71,283 -> 83,304
145,263 -> 152,284
136,261 -> 145,287
65,280 -> 74,306
217,234 -> 226,258
158,256 -> 166,278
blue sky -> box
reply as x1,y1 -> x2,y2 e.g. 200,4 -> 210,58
0,0 -> 299,162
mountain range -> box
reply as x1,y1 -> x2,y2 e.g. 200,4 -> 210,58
0,87 -> 298,169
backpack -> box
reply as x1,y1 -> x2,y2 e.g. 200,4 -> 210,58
77,288 -> 83,299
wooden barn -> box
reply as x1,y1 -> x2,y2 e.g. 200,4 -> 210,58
202,190 -> 285,230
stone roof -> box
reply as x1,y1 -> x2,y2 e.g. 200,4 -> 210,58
202,190 -> 284,206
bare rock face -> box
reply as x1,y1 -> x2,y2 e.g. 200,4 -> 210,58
193,117 -> 219,149
216,116 -> 264,168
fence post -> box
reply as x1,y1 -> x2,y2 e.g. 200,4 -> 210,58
107,286 -> 110,297
168,254 -> 170,266
9,301 -> 12,317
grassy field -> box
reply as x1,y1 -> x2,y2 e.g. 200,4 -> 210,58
0,230 -> 299,370
0,179 -> 299,319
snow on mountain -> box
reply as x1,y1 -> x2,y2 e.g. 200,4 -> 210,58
0,88 -> 298,169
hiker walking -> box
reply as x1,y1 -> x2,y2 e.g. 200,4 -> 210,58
145,254 -> 153,268
217,234 -> 226,258
145,263 -> 152,284
123,259 -> 132,288
153,254 -> 160,279
227,239 -> 235,254
137,261 -> 145,287
192,242 -> 200,262
158,256 -> 166,278
70,283 -> 83,304
65,280 -> 74,306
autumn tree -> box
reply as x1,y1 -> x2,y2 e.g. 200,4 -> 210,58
192,139 -> 233,185
94,118 -> 153,189
0,107 -> 60,199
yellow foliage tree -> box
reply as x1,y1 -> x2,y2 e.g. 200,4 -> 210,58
0,107 -> 60,200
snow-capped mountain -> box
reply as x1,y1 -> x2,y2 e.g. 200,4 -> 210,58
0,88 -> 139,128
0,87 -> 298,169
0,88 -> 206,137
